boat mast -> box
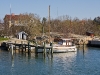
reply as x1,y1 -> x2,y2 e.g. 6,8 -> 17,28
48,5 -> 50,42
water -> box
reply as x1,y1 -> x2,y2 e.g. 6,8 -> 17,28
0,46 -> 100,75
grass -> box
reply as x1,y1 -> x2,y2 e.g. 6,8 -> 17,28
0,37 -> 9,41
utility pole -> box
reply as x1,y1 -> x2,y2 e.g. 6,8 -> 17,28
10,4 -> 11,23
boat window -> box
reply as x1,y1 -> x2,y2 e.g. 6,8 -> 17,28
63,40 -> 66,42
58,41 -> 62,45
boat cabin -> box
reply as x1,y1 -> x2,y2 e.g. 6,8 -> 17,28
58,38 -> 73,46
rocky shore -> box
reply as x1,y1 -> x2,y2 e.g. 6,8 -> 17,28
0,34 -> 95,47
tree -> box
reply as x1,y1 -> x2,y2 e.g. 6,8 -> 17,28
10,13 -> 42,39
93,16 -> 100,25
24,13 -> 42,39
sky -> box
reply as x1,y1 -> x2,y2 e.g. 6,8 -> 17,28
0,0 -> 100,20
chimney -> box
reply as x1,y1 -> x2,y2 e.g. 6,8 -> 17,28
11,13 -> 14,16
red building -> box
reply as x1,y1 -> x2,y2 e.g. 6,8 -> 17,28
86,31 -> 94,37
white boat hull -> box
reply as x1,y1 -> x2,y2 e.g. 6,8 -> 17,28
53,46 -> 77,52
37,45 -> 77,53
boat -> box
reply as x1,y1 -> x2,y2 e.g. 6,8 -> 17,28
87,38 -> 100,47
38,38 -> 77,53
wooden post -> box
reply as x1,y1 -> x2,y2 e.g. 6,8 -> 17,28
50,42 -> 53,57
35,41 -> 38,55
15,41 -> 16,53
19,45 -> 20,52
11,44 -> 14,59
28,41 -> 31,55
77,39 -> 80,50
83,42 -> 85,53
21,41 -> 23,53
43,42 -> 46,57
25,45 -> 26,52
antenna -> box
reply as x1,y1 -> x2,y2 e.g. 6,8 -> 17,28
57,7 -> 58,17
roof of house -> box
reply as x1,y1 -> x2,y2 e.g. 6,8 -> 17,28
4,13 -> 28,21
17,31 -> 28,35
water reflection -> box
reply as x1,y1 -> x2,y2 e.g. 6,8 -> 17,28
77,45 -> 89,58
11,58 -> 14,75
1,46 -> 100,75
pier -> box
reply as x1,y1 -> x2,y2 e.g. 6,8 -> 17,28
1,40 -> 53,58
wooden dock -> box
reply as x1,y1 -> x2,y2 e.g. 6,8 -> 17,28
1,41 -> 53,58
